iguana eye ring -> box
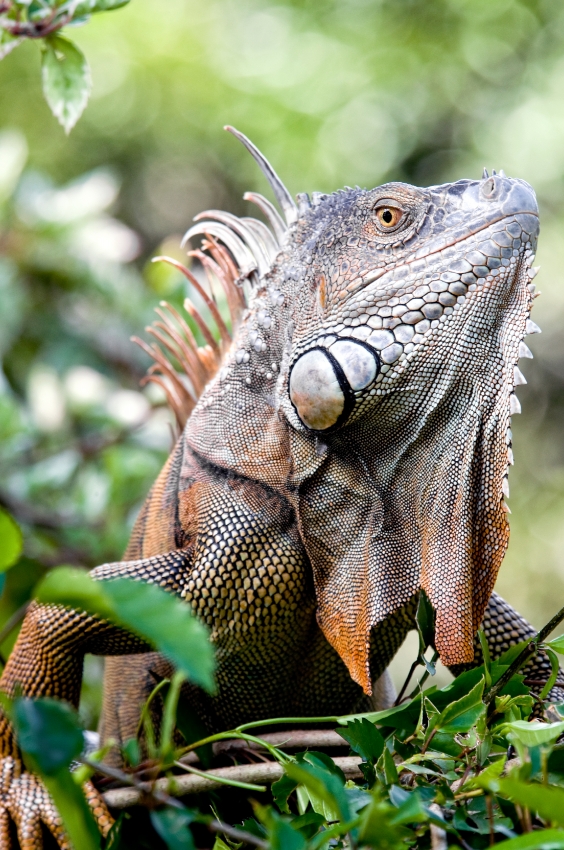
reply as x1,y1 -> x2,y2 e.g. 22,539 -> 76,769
375,205 -> 403,229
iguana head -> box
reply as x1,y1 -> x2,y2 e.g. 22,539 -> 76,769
151,129 -> 539,692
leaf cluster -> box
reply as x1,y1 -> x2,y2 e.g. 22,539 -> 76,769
0,0 -> 129,132
4,545 -> 564,849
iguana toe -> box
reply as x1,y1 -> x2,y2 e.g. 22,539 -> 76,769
6,770 -> 69,849
0,756 -> 113,849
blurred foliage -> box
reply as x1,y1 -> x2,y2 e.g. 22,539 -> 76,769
0,0 -> 564,734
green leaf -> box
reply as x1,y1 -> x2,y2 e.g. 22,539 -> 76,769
478,628 -> 492,689
358,791 -> 406,849
478,771 -> 564,831
339,694 -> 422,734
503,720 -> 564,749
122,737 -> 140,767
42,769 -> 101,850
284,754 -> 350,822
240,817 -> 267,839
211,838 -> 232,850
41,36 -> 91,134
435,678 -> 485,734
289,811 -> 325,839
541,647 -> 561,701
486,831 -> 564,850
13,697 -> 83,776
389,788 -> 429,825
376,747 -> 399,786
416,589 -> 436,652
172,688 -> 213,768
547,634 -> 564,656
36,568 -> 216,692
337,717 -> 385,763
0,507 -> 22,572
496,640 -> 533,667
268,814 -> 307,850
0,32 -> 24,61
159,670 -> 185,760
302,750 -> 347,784
11,697 -> 99,850
272,773 -> 299,814
492,779 -> 564,827
92,0 -> 131,9
150,808 -> 195,850
254,804 -> 307,850
67,0 -> 130,12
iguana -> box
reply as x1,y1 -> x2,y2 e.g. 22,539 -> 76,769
0,127 -> 560,848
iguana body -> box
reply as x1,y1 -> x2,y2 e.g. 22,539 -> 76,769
0,129 -> 560,848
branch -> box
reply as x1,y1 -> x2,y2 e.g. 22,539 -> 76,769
209,819 -> 267,849
484,602 -> 564,706
103,756 -> 362,809
212,728 -> 347,755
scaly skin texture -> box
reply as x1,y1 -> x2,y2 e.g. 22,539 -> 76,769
0,142 -> 561,846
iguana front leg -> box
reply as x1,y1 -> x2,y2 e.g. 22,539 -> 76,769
0,550 -> 191,849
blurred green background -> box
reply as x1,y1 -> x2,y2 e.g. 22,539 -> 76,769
1,0 -> 564,719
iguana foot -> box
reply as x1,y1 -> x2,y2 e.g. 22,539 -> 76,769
0,757 -> 113,849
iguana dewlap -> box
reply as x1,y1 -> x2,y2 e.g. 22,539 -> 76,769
0,129 -> 560,848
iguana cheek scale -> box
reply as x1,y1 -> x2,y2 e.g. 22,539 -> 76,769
0,129 -> 558,849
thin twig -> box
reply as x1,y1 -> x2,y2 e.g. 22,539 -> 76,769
86,759 -> 184,811
394,658 -> 421,706
173,760 -> 266,792
408,651 -> 439,700
0,602 -> 30,668
209,819 -> 267,849
484,602 -> 564,705
0,602 -> 29,647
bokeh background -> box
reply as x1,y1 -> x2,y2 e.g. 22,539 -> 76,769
1,0 -> 564,722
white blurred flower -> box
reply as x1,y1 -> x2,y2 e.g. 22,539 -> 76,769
134,407 -> 175,450
72,216 -> 141,264
142,381 -> 168,405
106,389 -> 150,427
78,467 -> 110,522
21,169 -> 119,225
28,366 -> 66,432
0,130 -> 27,204
64,366 -> 111,408
26,450 -> 80,489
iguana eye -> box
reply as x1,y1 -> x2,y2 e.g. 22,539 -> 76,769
375,206 -> 403,229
